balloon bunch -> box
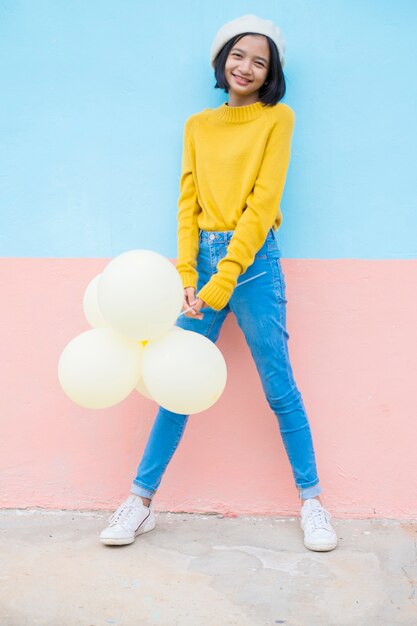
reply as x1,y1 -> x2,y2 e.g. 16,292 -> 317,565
58,250 -> 227,414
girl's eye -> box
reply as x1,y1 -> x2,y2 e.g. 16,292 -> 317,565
231,53 -> 264,67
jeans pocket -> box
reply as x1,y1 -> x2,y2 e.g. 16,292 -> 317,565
267,234 -> 282,258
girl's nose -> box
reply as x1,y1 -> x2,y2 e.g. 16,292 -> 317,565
239,60 -> 252,75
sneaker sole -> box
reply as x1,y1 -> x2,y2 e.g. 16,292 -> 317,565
100,516 -> 156,546
304,539 -> 338,552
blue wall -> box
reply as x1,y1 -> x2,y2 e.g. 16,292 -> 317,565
1,0 -> 416,258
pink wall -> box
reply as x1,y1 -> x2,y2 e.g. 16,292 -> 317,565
1,258 -> 416,519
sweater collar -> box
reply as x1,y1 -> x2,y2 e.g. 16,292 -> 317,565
213,101 -> 266,123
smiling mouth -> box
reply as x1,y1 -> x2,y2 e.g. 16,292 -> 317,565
232,73 -> 252,83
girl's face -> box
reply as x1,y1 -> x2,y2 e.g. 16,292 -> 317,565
224,35 -> 270,101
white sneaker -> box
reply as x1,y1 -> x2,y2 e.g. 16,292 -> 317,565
300,498 -> 338,552
100,494 -> 156,546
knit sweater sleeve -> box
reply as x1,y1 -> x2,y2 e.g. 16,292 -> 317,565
197,105 -> 295,311
176,117 -> 201,290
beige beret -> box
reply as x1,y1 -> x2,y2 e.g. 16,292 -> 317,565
210,14 -> 286,68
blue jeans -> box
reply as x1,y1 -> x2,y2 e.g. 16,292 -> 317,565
131,229 -> 323,501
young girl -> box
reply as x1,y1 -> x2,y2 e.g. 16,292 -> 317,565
100,14 -> 338,552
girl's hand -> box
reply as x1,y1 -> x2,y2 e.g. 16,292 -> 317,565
183,287 -> 206,319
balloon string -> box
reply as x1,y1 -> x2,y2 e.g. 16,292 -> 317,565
178,271 -> 267,318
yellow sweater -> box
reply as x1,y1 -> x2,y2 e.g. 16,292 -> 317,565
176,100 -> 295,311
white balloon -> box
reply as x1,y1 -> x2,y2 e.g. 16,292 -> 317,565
97,250 -> 183,341
83,274 -> 108,329
135,326 -> 185,400
135,342 -> 153,399
136,375 -> 154,400
141,327 -> 227,414
58,328 -> 142,409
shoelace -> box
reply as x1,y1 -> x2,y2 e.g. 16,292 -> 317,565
108,505 -> 140,528
305,506 -> 332,531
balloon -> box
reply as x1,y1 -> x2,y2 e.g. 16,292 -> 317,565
97,250 -> 183,341
141,327 -> 227,414
58,328 -> 142,409
83,274 -> 108,329
135,341 -> 153,399
136,375 -> 154,400
135,326 -> 184,400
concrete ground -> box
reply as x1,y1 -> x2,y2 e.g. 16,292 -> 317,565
0,509 -> 416,626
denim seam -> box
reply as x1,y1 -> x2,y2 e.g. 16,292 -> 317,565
271,297 -> 311,482
208,241 -> 216,274
248,252 -> 300,478
297,478 -> 320,489
276,259 -> 287,301
155,416 -> 190,486
205,308 -> 223,338
132,480 -> 156,493
269,256 -> 286,303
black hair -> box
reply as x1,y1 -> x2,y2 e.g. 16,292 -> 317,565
213,32 -> 286,106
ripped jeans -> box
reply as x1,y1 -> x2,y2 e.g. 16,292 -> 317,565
131,228 -> 323,501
